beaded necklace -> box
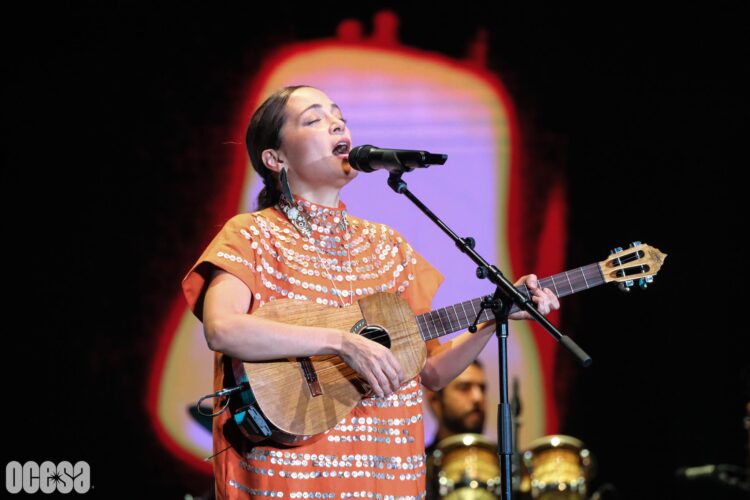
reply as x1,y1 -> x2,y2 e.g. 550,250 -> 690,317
277,195 -> 354,308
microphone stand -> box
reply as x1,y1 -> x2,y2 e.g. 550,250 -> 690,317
386,173 -> 592,500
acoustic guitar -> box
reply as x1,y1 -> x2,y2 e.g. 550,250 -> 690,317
227,242 -> 666,445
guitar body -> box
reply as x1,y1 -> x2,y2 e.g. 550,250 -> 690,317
221,242 -> 666,445
231,292 -> 427,444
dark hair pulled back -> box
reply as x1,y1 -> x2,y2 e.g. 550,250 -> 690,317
245,85 -> 310,209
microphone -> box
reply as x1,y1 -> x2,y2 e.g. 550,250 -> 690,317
675,464 -> 746,480
347,145 -> 447,173
675,464 -> 719,480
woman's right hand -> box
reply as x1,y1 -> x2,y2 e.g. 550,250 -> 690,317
338,332 -> 404,398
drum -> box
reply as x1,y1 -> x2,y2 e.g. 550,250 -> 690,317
431,433 -> 502,499
520,435 -> 593,500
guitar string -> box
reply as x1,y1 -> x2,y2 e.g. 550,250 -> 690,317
292,271 -> 608,381
297,310 -> 499,380
290,271 -> 603,379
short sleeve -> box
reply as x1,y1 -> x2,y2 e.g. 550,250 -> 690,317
182,214 -> 259,321
397,236 -> 444,315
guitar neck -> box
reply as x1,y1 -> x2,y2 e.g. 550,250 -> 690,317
417,262 -> 605,341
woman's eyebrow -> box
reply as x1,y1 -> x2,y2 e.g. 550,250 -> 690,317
297,103 -> 342,118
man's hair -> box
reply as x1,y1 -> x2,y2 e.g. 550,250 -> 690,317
436,359 -> 484,396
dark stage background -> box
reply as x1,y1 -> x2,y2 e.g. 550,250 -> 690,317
5,3 -> 748,498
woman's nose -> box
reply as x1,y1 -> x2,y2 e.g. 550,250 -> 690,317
330,117 -> 345,134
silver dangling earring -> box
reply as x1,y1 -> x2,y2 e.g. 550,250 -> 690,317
278,168 -> 312,238
279,167 -> 294,207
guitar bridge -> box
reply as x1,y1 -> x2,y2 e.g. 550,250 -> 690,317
298,357 -> 323,397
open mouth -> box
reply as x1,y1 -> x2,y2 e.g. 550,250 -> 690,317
333,141 -> 350,156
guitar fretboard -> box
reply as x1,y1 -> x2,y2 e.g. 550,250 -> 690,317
416,263 -> 604,341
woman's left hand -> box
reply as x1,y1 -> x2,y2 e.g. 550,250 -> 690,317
508,274 -> 560,320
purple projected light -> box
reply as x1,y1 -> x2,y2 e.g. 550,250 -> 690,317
247,65 -> 522,445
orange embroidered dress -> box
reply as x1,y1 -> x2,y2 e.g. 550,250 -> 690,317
183,197 -> 443,499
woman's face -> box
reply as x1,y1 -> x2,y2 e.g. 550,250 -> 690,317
276,87 -> 357,194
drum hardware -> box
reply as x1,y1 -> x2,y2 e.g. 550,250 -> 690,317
520,434 -> 594,500
431,433 -> 502,499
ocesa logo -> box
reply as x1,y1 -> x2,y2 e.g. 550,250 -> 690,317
5,461 -> 91,494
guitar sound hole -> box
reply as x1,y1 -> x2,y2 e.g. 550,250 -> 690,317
361,325 -> 390,349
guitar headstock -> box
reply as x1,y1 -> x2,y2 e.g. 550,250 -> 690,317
600,241 -> 667,291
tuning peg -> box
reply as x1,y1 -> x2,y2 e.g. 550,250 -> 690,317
638,276 -> 654,289
629,241 -> 642,248
611,246 -> 623,254
618,279 -> 634,292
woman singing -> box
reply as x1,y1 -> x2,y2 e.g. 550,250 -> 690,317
182,85 -> 559,499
